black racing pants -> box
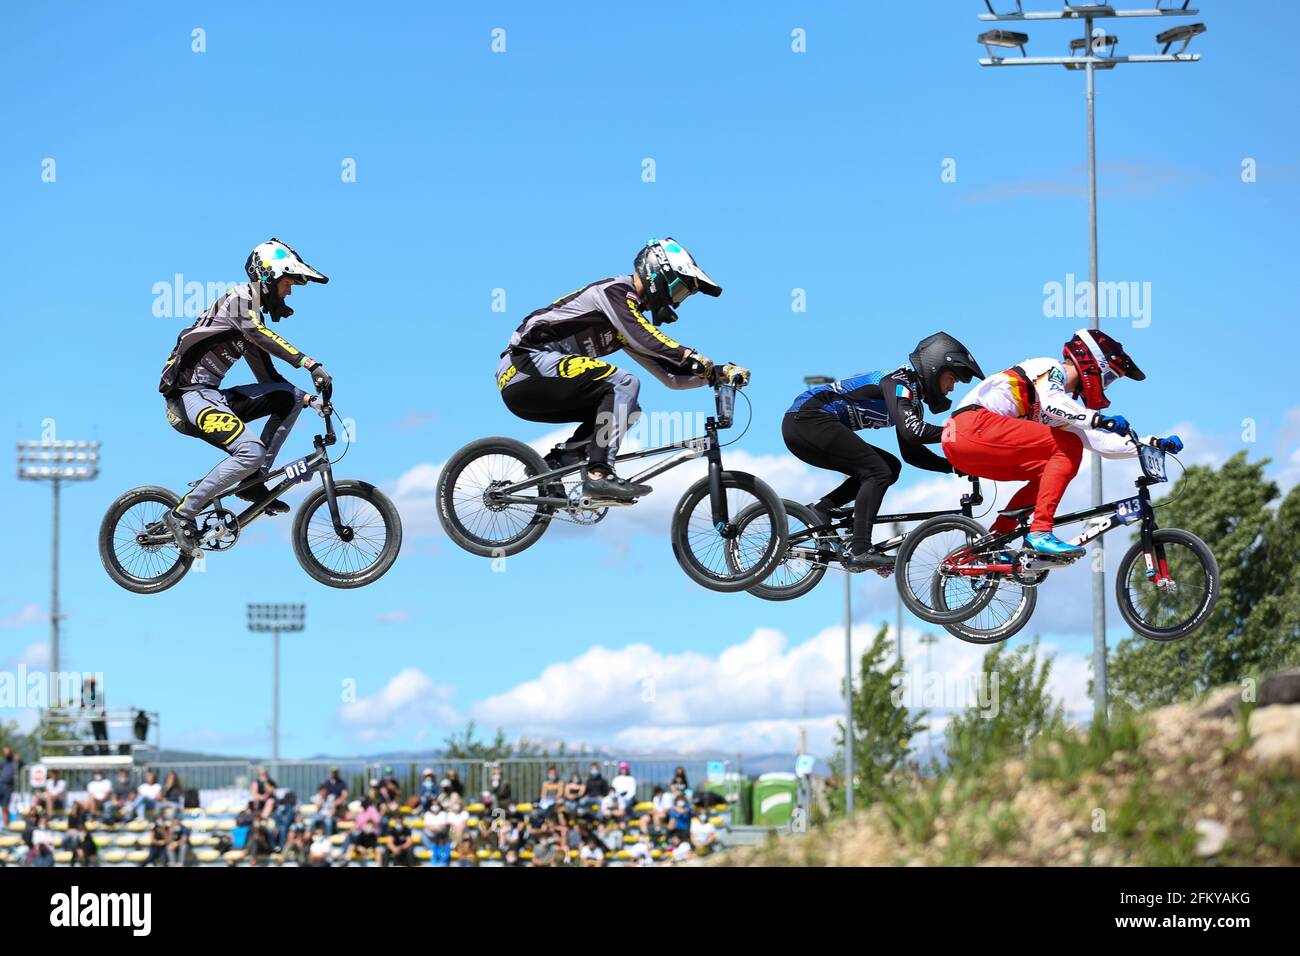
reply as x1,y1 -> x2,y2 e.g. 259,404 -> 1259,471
782,411 -> 901,548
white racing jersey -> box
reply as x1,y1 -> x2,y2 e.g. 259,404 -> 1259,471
952,356 -> 1140,459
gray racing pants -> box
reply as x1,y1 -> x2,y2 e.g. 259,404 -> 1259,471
495,350 -> 641,465
165,382 -> 305,518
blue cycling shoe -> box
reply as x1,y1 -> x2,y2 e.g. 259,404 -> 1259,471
1024,531 -> 1085,558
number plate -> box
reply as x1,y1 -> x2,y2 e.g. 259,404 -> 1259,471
281,456 -> 314,485
715,385 -> 735,425
1114,496 -> 1143,524
1138,444 -> 1166,481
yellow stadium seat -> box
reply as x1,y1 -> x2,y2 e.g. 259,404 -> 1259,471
404,816 -> 423,828
126,850 -> 149,863
615,849 -> 632,860
299,803 -> 319,815
54,851 -> 73,864
91,834 -> 112,847
651,849 -> 664,859
50,819 -> 68,831
86,820 -> 100,830
182,808 -> 202,817
190,818 -> 215,832
194,849 -> 220,863
466,803 -> 486,814
330,833 -> 347,846
491,850 -> 502,860
476,849 -> 490,860
336,820 -> 355,831
0,835 -> 19,848
709,815 -> 724,826
633,801 -> 653,813
102,849 -> 127,863
215,819 -> 235,831
515,802 -> 533,812
520,850 -> 533,860
115,834 -> 137,847
222,850 -> 247,863
7,821 -> 24,831
414,847 -> 432,861
126,819 -> 150,832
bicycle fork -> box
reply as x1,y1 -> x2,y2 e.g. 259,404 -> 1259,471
705,421 -> 731,534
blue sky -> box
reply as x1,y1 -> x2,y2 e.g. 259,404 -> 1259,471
3,2 -> 1296,761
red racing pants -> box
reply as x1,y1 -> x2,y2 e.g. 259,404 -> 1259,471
942,408 -> 1083,535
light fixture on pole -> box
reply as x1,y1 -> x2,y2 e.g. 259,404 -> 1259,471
17,439 -> 100,691
247,603 -> 305,761
973,3 -> 1205,724
802,374 -> 856,817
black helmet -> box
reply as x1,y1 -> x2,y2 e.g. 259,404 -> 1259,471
632,237 -> 722,326
908,332 -> 985,414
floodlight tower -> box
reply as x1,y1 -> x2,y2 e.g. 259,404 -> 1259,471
976,1 -> 1206,722
247,603 -> 305,761
17,440 -> 100,686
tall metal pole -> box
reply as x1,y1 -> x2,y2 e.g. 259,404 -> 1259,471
50,478 -> 61,689
1085,18 -> 1109,724
272,627 -> 281,762
894,521 -> 904,666
843,574 -> 854,816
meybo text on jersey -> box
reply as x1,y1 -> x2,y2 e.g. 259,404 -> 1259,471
49,886 -> 151,936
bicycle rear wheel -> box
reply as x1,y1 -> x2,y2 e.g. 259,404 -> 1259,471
437,437 -> 553,558
735,500 -> 831,602
98,485 -> 195,595
1115,528 -> 1218,641
671,471 -> 788,593
894,515 -> 1000,625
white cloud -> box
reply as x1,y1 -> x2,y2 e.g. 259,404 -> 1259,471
467,620 -> 1094,755
337,668 -> 461,744
0,604 -> 45,630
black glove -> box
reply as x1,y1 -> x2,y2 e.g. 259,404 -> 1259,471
310,365 -> 332,393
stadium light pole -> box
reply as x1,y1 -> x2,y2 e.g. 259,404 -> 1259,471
803,375 -> 854,816
975,2 -> 1206,723
247,603 -> 305,761
917,632 -> 939,757
17,439 -> 100,693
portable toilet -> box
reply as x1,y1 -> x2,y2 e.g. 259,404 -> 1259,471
699,773 -> 752,826
751,772 -> 798,827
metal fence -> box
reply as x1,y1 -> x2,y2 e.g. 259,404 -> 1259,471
18,756 -> 739,808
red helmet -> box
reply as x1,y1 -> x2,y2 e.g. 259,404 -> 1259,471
1062,328 -> 1145,410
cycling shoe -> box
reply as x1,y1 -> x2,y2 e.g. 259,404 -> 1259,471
1024,531 -> 1085,558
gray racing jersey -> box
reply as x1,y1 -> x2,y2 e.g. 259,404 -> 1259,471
502,276 -> 703,390
159,282 -> 319,394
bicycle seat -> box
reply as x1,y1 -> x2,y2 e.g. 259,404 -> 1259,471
998,506 -> 1035,520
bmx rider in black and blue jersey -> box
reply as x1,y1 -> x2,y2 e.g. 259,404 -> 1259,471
783,332 -> 984,571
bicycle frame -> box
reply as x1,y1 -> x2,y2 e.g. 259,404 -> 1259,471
489,385 -> 741,526
142,391 -> 350,549
945,437 -> 1173,581
786,478 -> 985,566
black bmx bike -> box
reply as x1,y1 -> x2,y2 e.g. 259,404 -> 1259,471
893,429 -> 1218,643
738,476 -> 1038,644
99,384 -> 403,594
437,376 -> 788,593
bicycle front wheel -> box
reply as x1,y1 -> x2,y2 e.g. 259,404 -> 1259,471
292,480 -> 403,589
671,472 -> 788,593
1115,528 -> 1218,641
894,514 -> 999,625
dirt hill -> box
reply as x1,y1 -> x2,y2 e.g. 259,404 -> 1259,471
715,671 -> 1300,867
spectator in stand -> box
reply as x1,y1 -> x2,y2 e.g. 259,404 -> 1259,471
445,795 -> 469,845
283,816 -> 310,864
0,746 -> 20,829
66,799 -> 88,833
344,797 -> 382,864
445,768 -> 465,798
38,769 -> 67,816
611,761 -> 638,811
562,770 -> 585,812
129,770 -> 163,820
671,765 -> 690,793
141,820 -> 169,866
251,766 -> 277,820
579,834 -> 606,866
312,784 -> 339,835
388,819 -> 414,867
538,766 -> 563,809
584,762 -> 610,802
417,768 -> 438,810
669,832 -> 693,863
378,766 -> 403,808
322,767 -> 348,805
306,822 -> 332,867
104,768 -> 134,823
166,812 -> 190,866
651,785 -> 674,828
487,764 -> 512,808
27,810 -> 56,867
161,771 -> 183,809
82,676 -> 109,756
71,821 -> 98,866
85,770 -> 112,816
668,795 -> 692,844
628,832 -> 654,866
690,807 -> 718,854
599,787 -> 623,822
